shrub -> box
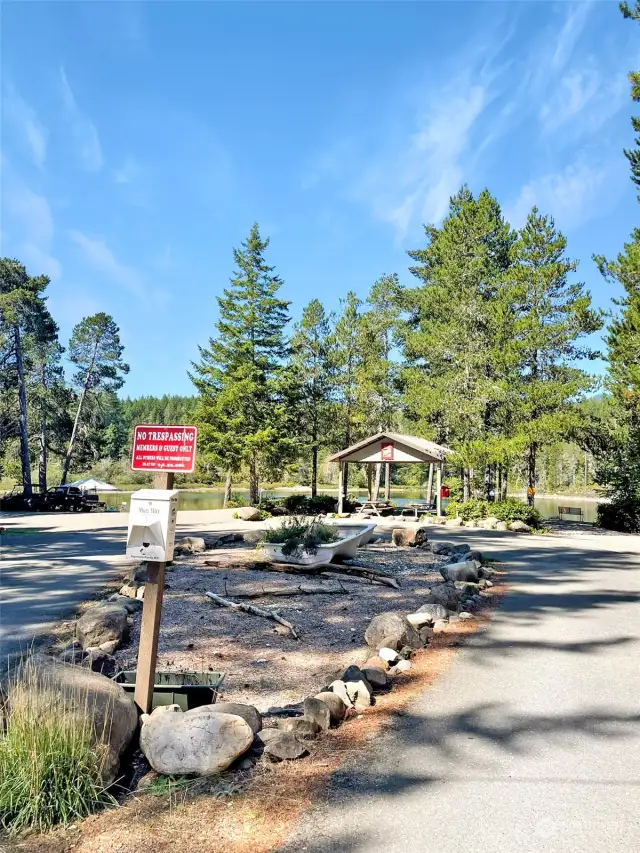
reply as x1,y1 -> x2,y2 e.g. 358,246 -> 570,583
597,497 -> 640,532
261,515 -> 340,556
0,666 -> 115,834
445,498 -> 489,520
492,498 -> 541,527
226,494 -> 247,508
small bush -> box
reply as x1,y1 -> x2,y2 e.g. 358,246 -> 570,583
492,498 -> 541,527
226,494 -> 247,508
445,498 -> 489,520
261,515 -> 341,556
597,498 -> 640,532
0,666 -> 115,834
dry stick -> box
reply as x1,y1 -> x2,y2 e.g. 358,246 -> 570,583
204,591 -> 300,639
319,569 -> 400,589
230,584 -> 345,599
202,558 -> 399,588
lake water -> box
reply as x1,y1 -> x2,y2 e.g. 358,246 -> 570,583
101,489 -> 601,522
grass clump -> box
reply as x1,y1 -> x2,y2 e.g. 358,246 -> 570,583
261,515 -> 341,556
0,664 -> 115,835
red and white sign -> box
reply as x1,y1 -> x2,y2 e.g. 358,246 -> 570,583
381,441 -> 395,461
131,425 -> 198,473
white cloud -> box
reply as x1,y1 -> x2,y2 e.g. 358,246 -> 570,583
356,83 -> 487,239
5,185 -> 62,278
60,67 -> 103,172
68,230 -> 143,295
113,156 -> 138,184
506,159 -> 611,230
4,85 -> 47,168
550,1 -> 594,73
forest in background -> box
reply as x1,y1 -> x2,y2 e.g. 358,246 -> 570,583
1,4 -> 638,528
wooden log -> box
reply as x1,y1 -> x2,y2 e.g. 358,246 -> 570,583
204,591 -> 300,639
230,584 -> 345,599
202,558 -> 399,588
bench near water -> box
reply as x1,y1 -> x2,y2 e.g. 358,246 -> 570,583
558,506 -> 584,522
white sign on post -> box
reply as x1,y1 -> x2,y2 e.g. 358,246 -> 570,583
126,489 -> 178,562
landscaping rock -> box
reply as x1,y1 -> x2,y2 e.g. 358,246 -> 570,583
174,536 -> 207,555
341,665 -> 372,693
379,635 -> 400,651
364,655 -> 389,672
210,702 -> 262,735
378,647 -> 401,665
303,697 -> 331,732
362,667 -> 388,691
451,544 -> 471,556
58,641 -> 86,665
83,651 -> 118,677
243,530 -> 263,544
109,594 -> 142,613
406,611 -> 435,629
328,680 -> 354,708
416,602 -> 449,621
478,566 -> 496,579
429,542 -> 454,555
445,517 -> 464,527
418,626 -> 434,644
13,655 -> 137,784
76,603 -> 128,651
433,620 -> 449,633
151,703 -> 182,717
364,612 -> 422,651
509,520 -> 532,533
278,717 -> 321,739
459,612 -> 475,620
314,691 -> 347,725
392,528 -> 416,547
478,516 -> 499,530
235,506 -> 262,521
496,521 -> 509,531
344,680 -> 372,710
440,560 -> 481,583
467,550 -> 483,562
264,732 -> 310,762
140,708 -> 253,775
118,583 -> 139,599
126,563 -> 148,585
425,583 -> 463,610
136,586 -> 145,600
390,659 -> 412,675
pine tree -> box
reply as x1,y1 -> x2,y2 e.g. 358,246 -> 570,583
61,313 -> 129,484
402,187 -> 515,500
191,223 -> 291,505
509,208 -> 603,505
289,299 -> 335,497
333,291 -> 364,501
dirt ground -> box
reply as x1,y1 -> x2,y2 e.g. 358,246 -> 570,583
112,533 -> 451,711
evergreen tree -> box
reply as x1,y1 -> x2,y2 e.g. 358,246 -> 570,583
509,208 -> 603,505
402,188 -> 515,500
191,223 -> 291,504
61,313 -> 129,483
289,299 -> 335,496
333,291 -> 364,500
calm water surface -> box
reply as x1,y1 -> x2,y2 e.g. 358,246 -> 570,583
101,489 -> 600,522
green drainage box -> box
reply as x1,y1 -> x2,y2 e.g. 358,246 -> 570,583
114,671 -> 225,711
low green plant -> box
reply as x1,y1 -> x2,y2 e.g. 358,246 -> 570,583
261,515 -> 340,556
445,498 -> 489,520
597,497 -> 640,532
226,494 -> 247,508
492,498 -> 541,527
0,665 -> 115,834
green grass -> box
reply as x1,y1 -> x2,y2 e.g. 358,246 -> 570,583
261,515 -> 341,556
0,663 -> 116,835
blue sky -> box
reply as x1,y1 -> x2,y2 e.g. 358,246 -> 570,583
1,1 -> 638,397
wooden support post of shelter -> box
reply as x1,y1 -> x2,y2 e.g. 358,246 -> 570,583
436,464 -> 443,517
134,470 -> 174,714
328,432 -> 450,516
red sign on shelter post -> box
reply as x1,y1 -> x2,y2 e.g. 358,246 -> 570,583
131,425 -> 198,473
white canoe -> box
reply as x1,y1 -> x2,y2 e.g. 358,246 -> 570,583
261,523 -> 375,566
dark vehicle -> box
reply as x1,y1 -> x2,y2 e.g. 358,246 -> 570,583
42,486 -> 106,513
0,485 -> 45,512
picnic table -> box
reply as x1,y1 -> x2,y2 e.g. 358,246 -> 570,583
356,500 -> 395,517
396,501 -> 436,520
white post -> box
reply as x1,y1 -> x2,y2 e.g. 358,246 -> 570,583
337,462 -> 344,514
436,464 -> 442,517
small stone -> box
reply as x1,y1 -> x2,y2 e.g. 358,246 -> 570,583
264,732 -> 310,761
243,531 -> 263,544
440,560 -> 481,583
509,520 -> 532,532
364,655 -> 389,672
433,620 -> 448,633
467,550 -> 483,562
136,587 -> 145,600
364,612 -> 422,651
379,636 -> 400,651
174,536 -> 207,555
119,583 -> 139,599
418,626 -> 434,644
378,647 -> 401,664
459,612 -> 475,620
83,651 -> 117,677
277,717 -> 321,739
235,506 -> 262,521
362,667 -> 388,691
236,756 -> 255,771
99,639 -> 119,654
430,542 -> 454,555
303,697 -> 331,732
496,521 -> 509,531
416,603 -> 449,621
328,680 -> 354,708
406,611 -> 434,629
390,659 -> 412,675
344,680 -> 372,710
445,517 -> 464,527
314,691 -> 347,725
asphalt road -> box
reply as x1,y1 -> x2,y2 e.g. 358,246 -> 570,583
281,528 -> 640,853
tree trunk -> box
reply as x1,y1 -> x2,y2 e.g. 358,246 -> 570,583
14,325 -> 32,495
61,339 -> 99,485
342,462 -> 349,504
527,443 -> 537,506
484,464 -> 491,501
426,463 -> 434,504
311,445 -> 318,498
223,470 -> 232,507
373,463 -> 382,501
501,467 -> 508,500
39,362 -> 47,492
367,464 -> 373,501
249,456 -> 259,505
384,462 -> 391,500
463,468 -> 471,502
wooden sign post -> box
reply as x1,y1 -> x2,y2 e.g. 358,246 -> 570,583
128,425 -> 197,715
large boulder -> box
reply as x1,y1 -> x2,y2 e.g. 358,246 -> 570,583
364,612 -> 422,651
263,732 -> 310,761
416,602 -> 449,621
235,506 -> 261,521
496,521 -> 509,531
314,691 -> 347,725
140,707 -> 253,775
11,655 -> 136,784
445,517 -> 464,527
174,536 -> 207,555
430,542 -> 454,556
478,517 -> 499,530
440,560 -> 481,583
362,667 -> 388,691
277,717 -> 320,739
406,611 -> 435,629
509,520 -> 532,533
425,583 -> 463,610
209,702 -> 262,734
76,603 -> 129,651
303,697 -> 331,732
392,527 -> 429,547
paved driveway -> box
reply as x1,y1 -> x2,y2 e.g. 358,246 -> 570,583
281,527 -> 640,853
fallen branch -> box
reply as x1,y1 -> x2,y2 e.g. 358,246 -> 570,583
204,591 -> 300,639
320,567 -> 400,589
229,584 -> 346,599
203,557 -> 399,588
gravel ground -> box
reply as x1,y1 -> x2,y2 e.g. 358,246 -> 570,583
113,535 -> 450,712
